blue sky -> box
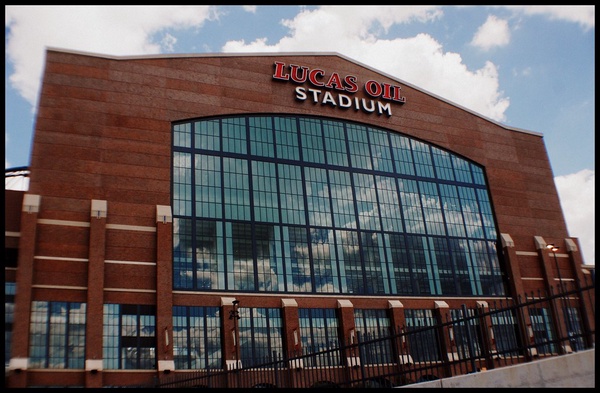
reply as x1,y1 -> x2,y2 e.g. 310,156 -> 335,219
4,5 -> 594,264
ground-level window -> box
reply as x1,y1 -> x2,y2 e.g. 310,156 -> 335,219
103,304 -> 156,370
29,301 -> 86,369
172,306 -> 222,369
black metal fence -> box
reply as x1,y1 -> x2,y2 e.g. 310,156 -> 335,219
154,276 -> 595,388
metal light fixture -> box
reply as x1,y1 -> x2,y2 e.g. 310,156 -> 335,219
546,244 -> 563,290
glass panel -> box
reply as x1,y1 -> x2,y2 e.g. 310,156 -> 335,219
452,155 -> 473,184
399,179 -> 425,234
388,234 -> 412,295
195,220 -> 225,290
406,235 -> 436,295
172,115 -> 503,297
430,237 -> 455,295
477,189 -> 497,240
103,304 -> 120,369
29,301 -> 86,370
347,123 -> 372,170
355,309 -> 393,364
173,152 -> 192,216
283,226 -> 312,292
223,157 -> 250,220
195,154 -> 222,219
432,146 -> 455,181
376,175 -> 403,233
369,128 -> 394,173
305,167 -> 332,227
227,222 -> 255,291
412,140 -> 434,178
5,283 -> 15,369
274,116 -> 300,161
278,164 -> 306,225
174,122 -> 191,148
300,118 -> 325,164
172,306 -> 222,370
329,170 -> 356,229
252,161 -> 279,223
491,309 -> 519,356
310,228 -> 340,293
439,184 -> 466,237
222,117 -> 247,154
195,119 -> 220,151
404,309 -> 441,362
390,134 -> 415,176
336,230 -> 361,294
529,307 -> 556,355
250,116 -> 275,158
361,231 -> 389,294
255,224 -> 284,292
419,181 -> 446,236
239,307 -> 283,367
299,308 -> 340,366
173,218 -> 194,289
322,120 -> 348,167
450,308 -> 482,358
458,187 -> 484,239
353,173 -> 380,231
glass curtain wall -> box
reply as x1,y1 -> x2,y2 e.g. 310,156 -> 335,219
173,115 -> 506,297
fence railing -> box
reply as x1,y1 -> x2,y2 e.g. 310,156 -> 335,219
154,276 -> 595,388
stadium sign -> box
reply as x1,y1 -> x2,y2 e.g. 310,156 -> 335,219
272,61 -> 406,117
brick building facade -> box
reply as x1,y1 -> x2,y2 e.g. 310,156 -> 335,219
4,48 -> 593,388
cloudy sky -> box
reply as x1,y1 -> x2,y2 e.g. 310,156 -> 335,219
4,5 -> 594,264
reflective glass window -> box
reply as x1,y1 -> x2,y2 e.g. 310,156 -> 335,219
323,120 -> 348,167
274,116 -> 300,161
194,119 -> 219,151
354,309 -> 393,364
29,301 -> 86,369
172,306 -> 221,369
404,309 -> 441,362
172,115 -> 505,296
5,282 -> 15,369
222,117 -> 247,154
239,307 -> 283,367
347,123 -> 372,170
299,308 -> 341,366
103,304 -> 156,370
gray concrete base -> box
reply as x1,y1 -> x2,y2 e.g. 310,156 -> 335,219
399,349 -> 595,388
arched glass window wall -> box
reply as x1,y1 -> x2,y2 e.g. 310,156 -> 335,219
172,115 -> 506,296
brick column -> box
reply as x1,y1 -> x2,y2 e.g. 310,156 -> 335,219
564,238 -> 595,348
433,300 -> 453,379
336,299 -> 359,368
281,299 -> 300,356
500,233 -> 525,296
504,234 -> 534,360
475,300 -> 495,371
85,200 -> 107,388
7,194 -> 40,388
388,300 -> 411,372
535,236 -> 569,355
155,205 -> 174,375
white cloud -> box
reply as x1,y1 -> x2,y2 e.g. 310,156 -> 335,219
507,5 -> 595,30
470,15 -> 511,51
555,169 -> 595,265
5,5 -> 219,108
223,6 -> 510,122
